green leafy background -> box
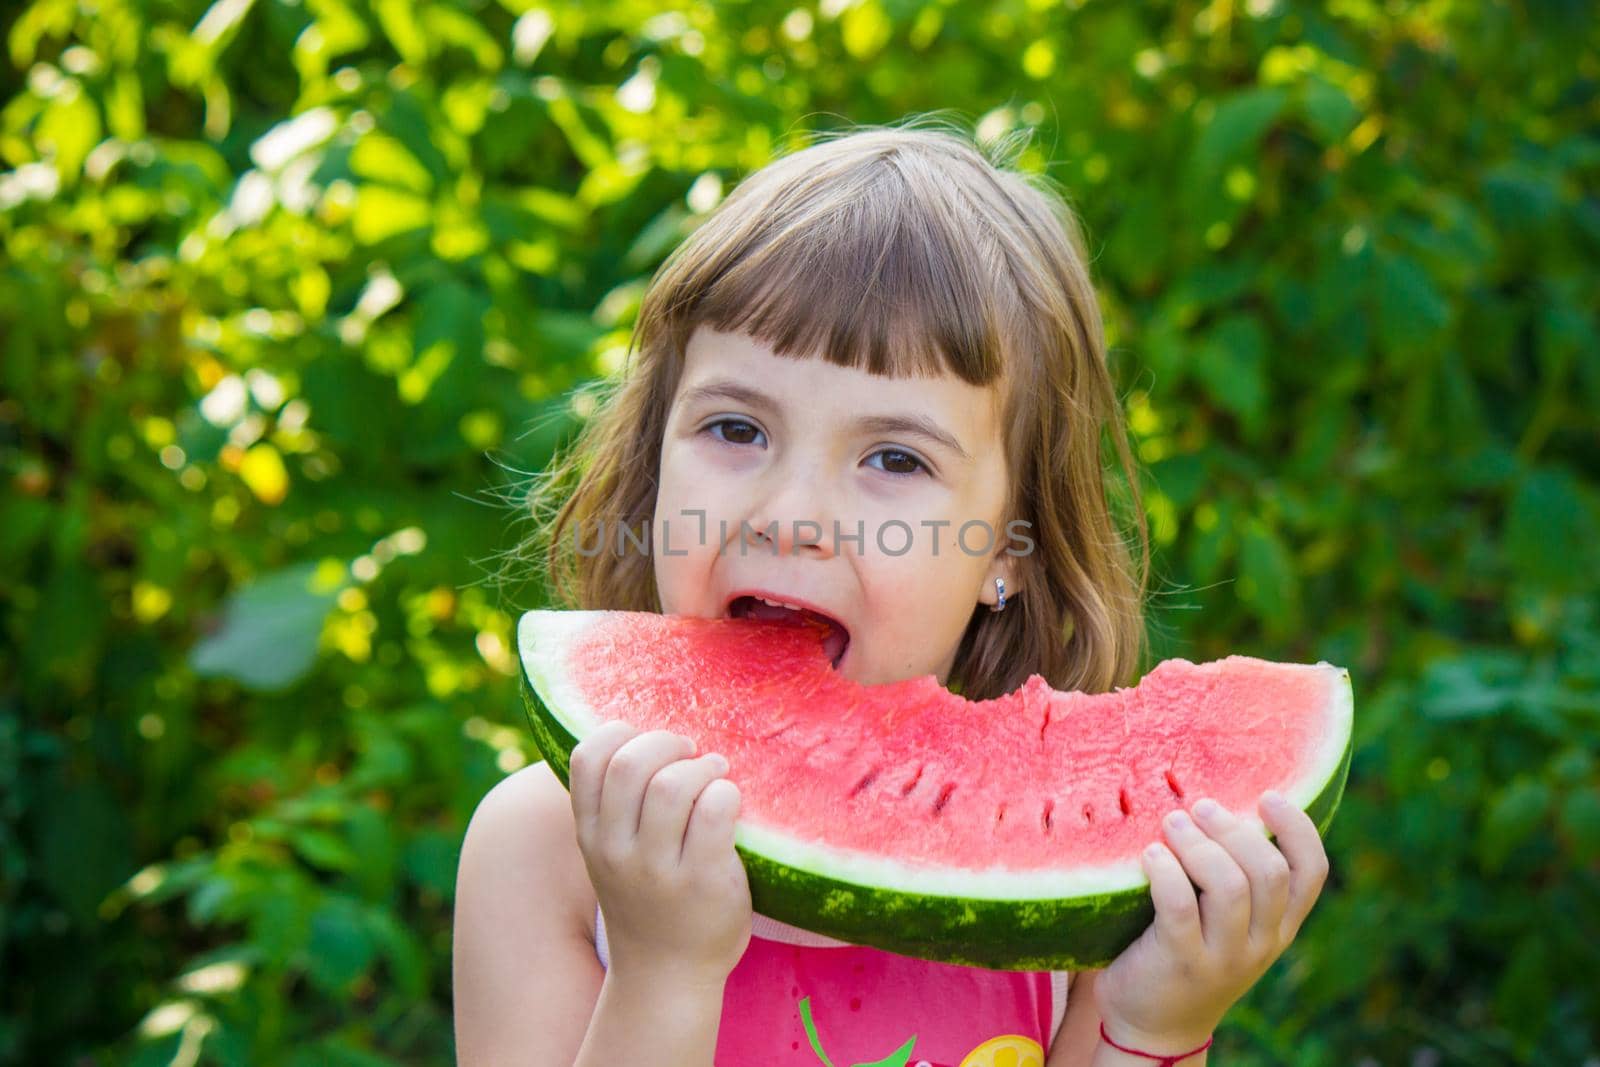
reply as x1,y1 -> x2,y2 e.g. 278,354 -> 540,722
3,0 -> 1597,1063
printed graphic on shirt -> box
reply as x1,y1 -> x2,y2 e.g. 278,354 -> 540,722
799,996 -> 1043,1067
954,1034 -> 1045,1067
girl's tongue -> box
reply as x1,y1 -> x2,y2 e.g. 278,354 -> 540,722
729,597 -> 850,668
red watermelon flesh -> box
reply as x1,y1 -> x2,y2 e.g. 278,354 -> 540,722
518,608 -> 1353,968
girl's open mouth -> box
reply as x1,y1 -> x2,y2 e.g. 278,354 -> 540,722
725,595 -> 851,669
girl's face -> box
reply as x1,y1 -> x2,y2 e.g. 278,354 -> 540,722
652,327 -> 1018,688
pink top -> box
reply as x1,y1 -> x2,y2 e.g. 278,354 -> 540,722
594,907 -> 1069,1066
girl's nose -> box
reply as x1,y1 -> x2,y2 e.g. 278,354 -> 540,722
738,466 -> 839,558
737,515 -> 835,558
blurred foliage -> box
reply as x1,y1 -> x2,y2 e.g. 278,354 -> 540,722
2,0 -> 1597,1063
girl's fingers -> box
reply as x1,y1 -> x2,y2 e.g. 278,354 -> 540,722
635,753 -> 731,865
1141,842 -> 1203,955
1192,798 -> 1291,952
1260,793 -> 1331,941
596,731 -> 696,855
681,777 -> 742,866
568,721 -> 637,840
1162,808 -> 1251,953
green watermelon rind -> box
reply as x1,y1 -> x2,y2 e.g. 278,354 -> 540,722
517,610 -> 1353,971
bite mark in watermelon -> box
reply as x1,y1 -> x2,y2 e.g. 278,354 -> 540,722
517,609 -> 1353,970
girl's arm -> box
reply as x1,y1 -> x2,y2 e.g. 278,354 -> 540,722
452,762 -> 727,1066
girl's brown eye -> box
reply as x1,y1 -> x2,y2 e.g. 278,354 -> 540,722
708,419 -> 763,446
870,449 -> 926,477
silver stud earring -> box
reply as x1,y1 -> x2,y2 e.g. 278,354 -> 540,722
990,576 -> 1006,613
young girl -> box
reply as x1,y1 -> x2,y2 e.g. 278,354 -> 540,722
454,121 -> 1329,1067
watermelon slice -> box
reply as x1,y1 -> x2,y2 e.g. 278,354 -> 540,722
517,609 -> 1352,970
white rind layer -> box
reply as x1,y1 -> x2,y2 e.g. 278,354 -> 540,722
518,610 -> 602,738
1279,662 -> 1354,814
517,610 -> 1354,901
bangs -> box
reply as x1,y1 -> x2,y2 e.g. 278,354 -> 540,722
667,149 -> 1014,386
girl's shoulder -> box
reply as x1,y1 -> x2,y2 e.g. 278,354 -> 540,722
455,763 -> 605,1063
459,761 -> 597,940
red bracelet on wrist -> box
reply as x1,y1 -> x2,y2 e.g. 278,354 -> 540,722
1098,1022 -> 1213,1065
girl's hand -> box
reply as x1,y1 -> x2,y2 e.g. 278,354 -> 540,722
1092,791 -> 1330,1054
568,721 -> 753,986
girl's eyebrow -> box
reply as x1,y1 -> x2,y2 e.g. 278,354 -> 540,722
677,378 -> 777,415
853,413 -> 970,462
678,377 -> 971,462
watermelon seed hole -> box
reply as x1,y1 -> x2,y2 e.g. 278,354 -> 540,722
1039,707 -> 1052,743
1042,799 -> 1055,833
1082,803 -> 1094,824
995,803 -> 1007,826
931,783 -> 956,817
1164,770 -> 1184,798
1118,788 -> 1132,817
900,764 -> 924,796
848,769 -> 880,799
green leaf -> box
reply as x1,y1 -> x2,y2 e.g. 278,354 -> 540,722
306,898 -> 376,992
798,997 -> 837,1067
345,806 -> 397,900
624,203 -> 691,270
1558,787 -> 1600,863
8,0 -> 75,67
1150,451 -> 1209,510
367,909 -> 429,998
1417,652 -> 1526,719
248,879 -> 313,969
294,0 -> 370,74
289,1041 -> 405,1067
1300,75 -> 1361,143
1186,497 -> 1236,586
841,1 -> 893,60
290,828 -> 357,872
1505,467 -> 1600,593
106,70 -> 146,141
1192,314 -> 1268,440
1495,936 -> 1555,1046
423,6 -> 503,69
352,185 -> 432,244
512,187 -> 587,230
545,94 -> 612,171
1189,87 -> 1287,182
414,279 -> 486,369
350,133 -> 434,193
38,86 -> 102,181
189,562 -> 342,691
35,773 -> 134,925
1173,259 -> 1260,311
371,0 -> 428,64
188,875 -> 237,924
1481,162 -> 1560,230
1105,187 -> 1170,291
578,157 -> 650,208
1238,519 -> 1300,635
1478,777 -> 1552,873
29,559 -> 103,679
1375,253 -> 1450,362
403,831 -> 459,898
854,1035 -> 917,1067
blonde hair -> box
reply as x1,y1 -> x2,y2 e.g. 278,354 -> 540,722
517,117 -> 1149,699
